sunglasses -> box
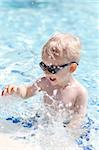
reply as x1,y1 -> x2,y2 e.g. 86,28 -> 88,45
39,61 -> 78,74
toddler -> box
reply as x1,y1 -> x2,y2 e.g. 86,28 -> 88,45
1,33 -> 88,128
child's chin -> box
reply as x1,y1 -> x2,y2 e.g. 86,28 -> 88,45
51,81 -> 57,85
51,81 -> 59,86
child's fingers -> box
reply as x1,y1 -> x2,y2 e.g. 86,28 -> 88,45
7,85 -> 15,94
1,88 -> 8,96
1,91 -> 4,96
1,85 -> 18,96
4,88 -> 8,94
1,85 -> 14,96
13,86 -> 18,93
1,90 -> 5,96
7,85 -> 18,94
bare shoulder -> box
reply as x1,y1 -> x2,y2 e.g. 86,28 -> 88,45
78,82 -> 88,97
75,80 -> 88,102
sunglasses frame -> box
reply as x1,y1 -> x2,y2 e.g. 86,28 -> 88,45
39,61 -> 78,74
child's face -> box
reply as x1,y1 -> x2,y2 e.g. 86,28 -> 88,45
40,57 -> 71,87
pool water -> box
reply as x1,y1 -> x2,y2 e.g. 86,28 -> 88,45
0,0 -> 99,150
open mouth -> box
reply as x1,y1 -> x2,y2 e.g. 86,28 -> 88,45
49,77 -> 56,81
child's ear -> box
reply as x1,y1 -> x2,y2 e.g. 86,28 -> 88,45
69,63 -> 77,73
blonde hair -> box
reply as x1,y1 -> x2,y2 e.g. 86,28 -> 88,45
42,33 -> 81,63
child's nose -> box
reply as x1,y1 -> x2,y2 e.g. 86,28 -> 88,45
44,70 -> 50,75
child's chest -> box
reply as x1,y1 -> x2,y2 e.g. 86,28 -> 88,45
43,87 -> 77,110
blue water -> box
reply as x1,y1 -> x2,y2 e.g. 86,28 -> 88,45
0,0 -> 99,150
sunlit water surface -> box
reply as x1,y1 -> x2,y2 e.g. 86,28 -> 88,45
0,0 -> 99,150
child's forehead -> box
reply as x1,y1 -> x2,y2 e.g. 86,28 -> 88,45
42,57 -> 68,65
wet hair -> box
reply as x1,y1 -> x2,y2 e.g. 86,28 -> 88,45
42,33 -> 81,63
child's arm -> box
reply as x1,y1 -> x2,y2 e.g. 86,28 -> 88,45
1,77 -> 46,99
67,88 -> 88,128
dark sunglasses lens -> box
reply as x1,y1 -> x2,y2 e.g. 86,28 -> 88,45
39,62 -> 47,70
48,68 -> 55,74
39,62 -> 61,74
48,67 -> 59,74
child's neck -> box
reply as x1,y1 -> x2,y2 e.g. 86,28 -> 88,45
56,75 -> 74,89
62,76 -> 73,88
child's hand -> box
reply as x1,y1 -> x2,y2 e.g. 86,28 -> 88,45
1,85 -> 18,96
